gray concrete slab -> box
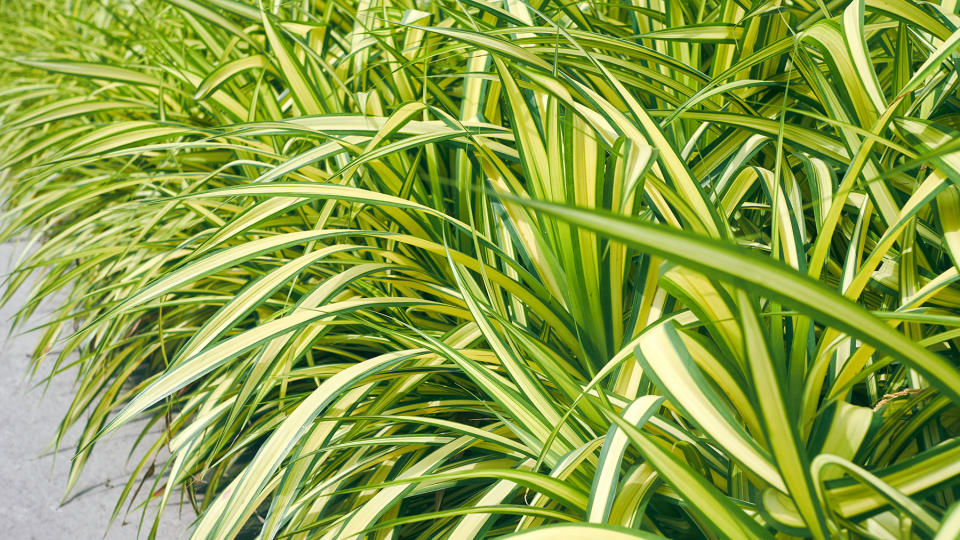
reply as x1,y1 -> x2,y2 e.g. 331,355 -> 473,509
0,239 -> 193,539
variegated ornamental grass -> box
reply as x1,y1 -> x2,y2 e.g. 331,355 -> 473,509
3,0 -> 960,537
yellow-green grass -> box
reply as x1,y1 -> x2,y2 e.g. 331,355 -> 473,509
3,0 -> 960,538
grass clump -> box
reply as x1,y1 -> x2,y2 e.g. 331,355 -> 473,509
3,0 -> 960,538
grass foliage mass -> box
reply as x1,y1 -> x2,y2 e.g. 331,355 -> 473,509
4,0 -> 960,538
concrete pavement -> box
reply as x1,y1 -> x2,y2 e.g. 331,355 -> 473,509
0,238 -> 193,539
